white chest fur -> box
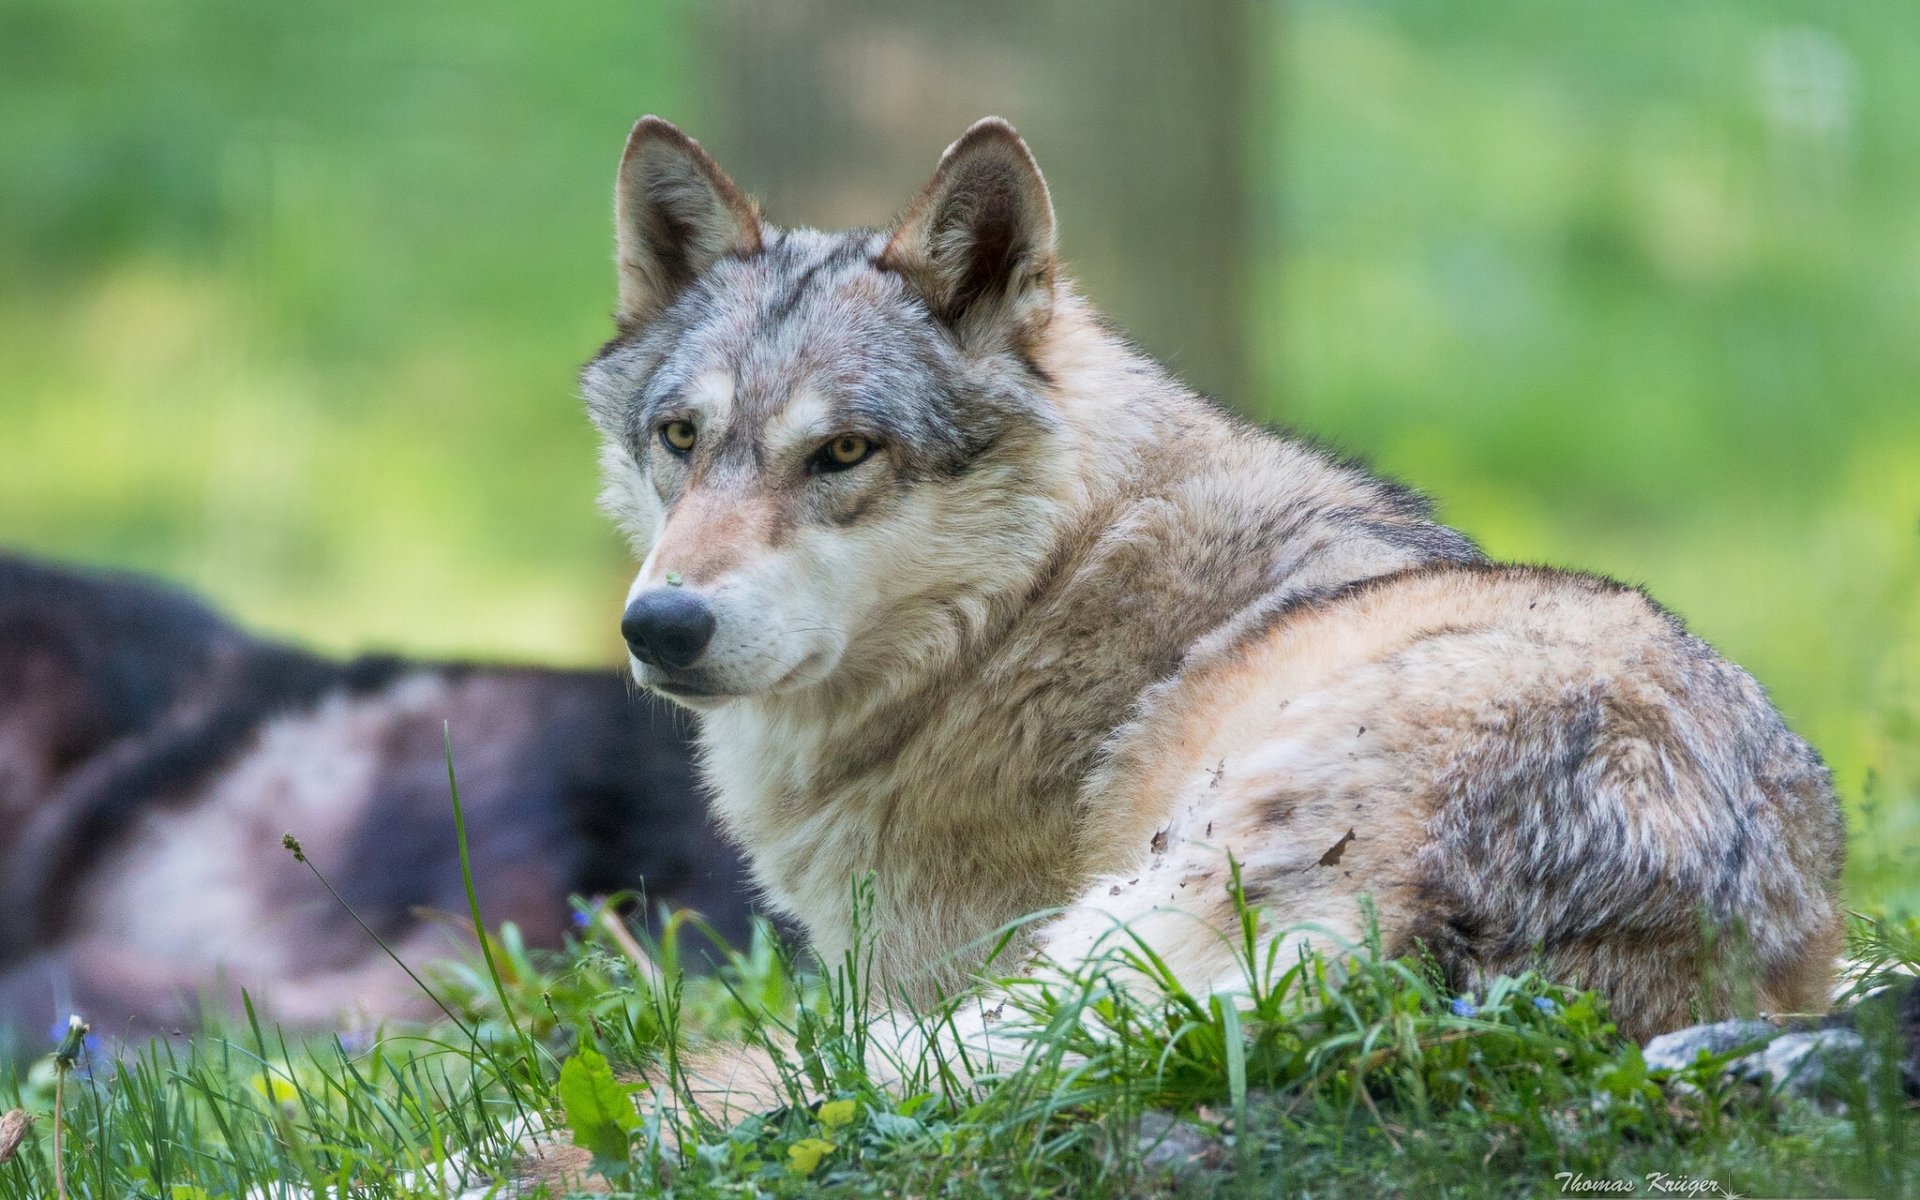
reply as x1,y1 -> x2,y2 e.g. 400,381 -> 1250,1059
697,689 -> 1091,997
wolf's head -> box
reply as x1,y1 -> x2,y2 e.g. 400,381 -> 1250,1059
582,117 -> 1074,709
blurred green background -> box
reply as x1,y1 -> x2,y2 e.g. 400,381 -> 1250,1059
1,0 -> 1914,910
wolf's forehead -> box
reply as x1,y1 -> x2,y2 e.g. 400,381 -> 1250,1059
583,224 -> 996,471
661,230 -> 956,425
644,229 -> 923,405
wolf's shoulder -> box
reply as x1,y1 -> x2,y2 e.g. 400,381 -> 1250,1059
1241,559 -> 1703,676
1171,558 -> 1808,772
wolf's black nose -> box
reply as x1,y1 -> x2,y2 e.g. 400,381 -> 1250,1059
622,589 -> 717,670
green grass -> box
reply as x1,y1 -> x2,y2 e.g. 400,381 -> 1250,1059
3,891 -> 1915,1199
6,774 -> 1919,1200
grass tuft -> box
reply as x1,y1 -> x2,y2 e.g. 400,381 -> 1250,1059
5,800 -> 1917,1198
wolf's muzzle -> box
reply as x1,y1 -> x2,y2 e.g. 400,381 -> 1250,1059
622,589 -> 717,670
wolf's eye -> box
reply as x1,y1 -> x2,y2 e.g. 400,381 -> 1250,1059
813,433 -> 876,474
659,420 -> 698,454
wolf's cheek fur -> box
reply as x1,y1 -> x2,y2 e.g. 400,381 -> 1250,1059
616,496 -> 867,700
618,458 -> 1062,704
596,441 -> 665,554
627,489 -> 960,699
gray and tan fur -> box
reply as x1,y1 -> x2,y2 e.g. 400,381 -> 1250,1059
580,116 -> 1846,1116
0,552 -> 752,1049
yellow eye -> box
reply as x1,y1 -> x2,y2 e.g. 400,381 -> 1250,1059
660,420 -> 697,454
818,433 -> 874,472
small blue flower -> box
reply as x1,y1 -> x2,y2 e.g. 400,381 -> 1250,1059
48,1016 -> 98,1075
1533,997 -> 1557,1013
570,909 -> 592,929
47,1019 -> 99,1057
1449,996 -> 1476,1018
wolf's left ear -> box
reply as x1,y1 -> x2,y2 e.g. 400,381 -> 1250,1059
881,118 -> 1057,348
614,116 -> 762,329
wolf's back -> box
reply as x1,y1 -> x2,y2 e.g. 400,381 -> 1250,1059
0,552 -> 751,1044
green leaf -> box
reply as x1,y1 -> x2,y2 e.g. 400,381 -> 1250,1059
787,1136 -> 837,1176
816,1098 -> 858,1131
558,1049 -> 640,1162
1213,994 -> 1248,1133
867,1110 -> 924,1141
896,1092 -> 936,1117
1598,1043 -> 1650,1099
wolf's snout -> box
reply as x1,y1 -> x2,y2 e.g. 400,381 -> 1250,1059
622,589 -> 717,669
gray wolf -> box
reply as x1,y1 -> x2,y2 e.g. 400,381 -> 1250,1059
0,552 -> 751,1048
581,115 -> 1846,1110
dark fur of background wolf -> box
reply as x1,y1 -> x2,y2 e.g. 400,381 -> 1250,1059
0,552 -> 750,1051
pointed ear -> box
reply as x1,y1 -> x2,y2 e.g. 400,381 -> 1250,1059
614,116 -> 762,328
880,118 -> 1057,347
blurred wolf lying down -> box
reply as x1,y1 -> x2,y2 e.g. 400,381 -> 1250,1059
0,552 -> 751,1046
580,114 -> 1847,1119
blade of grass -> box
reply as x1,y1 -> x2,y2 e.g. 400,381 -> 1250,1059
443,723 -> 548,1075
278,831 -> 535,1129
1213,994 -> 1248,1140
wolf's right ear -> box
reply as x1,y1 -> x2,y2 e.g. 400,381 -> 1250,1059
614,117 -> 762,329
881,118 -> 1057,349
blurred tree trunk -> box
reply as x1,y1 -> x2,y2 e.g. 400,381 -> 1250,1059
700,0 -> 1262,409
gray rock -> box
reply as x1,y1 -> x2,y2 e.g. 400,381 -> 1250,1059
1730,1028 -> 1870,1100
1134,1110 -> 1223,1173
1644,1017 -> 1881,1104
1642,1019 -> 1777,1073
